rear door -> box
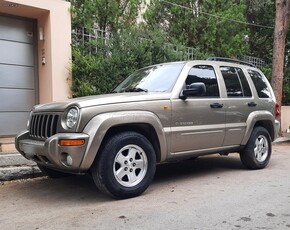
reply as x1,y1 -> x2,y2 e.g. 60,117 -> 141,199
219,66 -> 256,146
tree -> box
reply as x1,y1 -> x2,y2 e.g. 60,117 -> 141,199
271,0 -> 290,122
69,0 -> 190,97
71,26 -> 185,97
244,1 -> 290,106
144,0 -> 249,57
70,0 -> 142,31
244,0 -> 275,62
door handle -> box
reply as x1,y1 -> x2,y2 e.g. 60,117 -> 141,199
210,103 -> 223,108
248,102 -> 257,107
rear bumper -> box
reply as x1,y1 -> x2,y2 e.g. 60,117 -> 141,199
15,130 -> 89,173
274,119 -> 280,141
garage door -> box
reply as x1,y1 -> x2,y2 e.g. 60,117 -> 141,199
0,15 -> 36,136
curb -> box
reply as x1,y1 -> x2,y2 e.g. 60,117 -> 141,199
0,165 -> 43,181
273,136 -> 290,145
0,152 -> 44,181
273,141 -> 290,145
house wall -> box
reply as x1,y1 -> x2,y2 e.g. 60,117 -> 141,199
0,0 -> 72,103
281,106 -> 290,133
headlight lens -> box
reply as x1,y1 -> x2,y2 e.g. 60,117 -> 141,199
27,111 -> 33,129
66,108 -> 79,129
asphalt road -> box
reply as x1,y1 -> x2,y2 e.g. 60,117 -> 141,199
1,144 -> 290,230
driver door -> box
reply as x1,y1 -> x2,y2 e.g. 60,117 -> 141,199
170,65 -> 226,154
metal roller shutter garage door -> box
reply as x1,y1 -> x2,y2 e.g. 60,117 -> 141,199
0,15 -> 36,136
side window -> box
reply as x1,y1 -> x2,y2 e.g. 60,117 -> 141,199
221,66 -> 252,97
236,68 -> 252,97
186,65 -> 219,97
248,70 -> 271,98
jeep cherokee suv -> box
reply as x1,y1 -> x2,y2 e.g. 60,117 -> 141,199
15,57 -> 280,199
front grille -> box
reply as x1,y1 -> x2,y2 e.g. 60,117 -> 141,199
29,114 -> 59,139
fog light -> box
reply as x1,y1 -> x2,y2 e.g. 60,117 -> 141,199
61,152 -> 73,167
66,155 -> 73,166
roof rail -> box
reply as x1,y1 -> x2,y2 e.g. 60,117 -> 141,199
207,57 -> 255,67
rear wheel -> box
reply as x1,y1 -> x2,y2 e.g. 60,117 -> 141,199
91,131 -> 156,199
240,127 -> 271,169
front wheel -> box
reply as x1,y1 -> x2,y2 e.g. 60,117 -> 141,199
91,131 -> 156,199
240,126 -> 272,169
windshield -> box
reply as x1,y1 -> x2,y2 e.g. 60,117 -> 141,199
113,63 -> 184,93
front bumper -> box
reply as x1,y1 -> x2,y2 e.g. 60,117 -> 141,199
15,130 -> 90,173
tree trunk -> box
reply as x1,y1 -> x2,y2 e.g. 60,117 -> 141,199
271,0 -> 290,133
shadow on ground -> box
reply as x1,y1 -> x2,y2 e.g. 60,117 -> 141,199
1,154 -> 245,203
154,154 -> 244,182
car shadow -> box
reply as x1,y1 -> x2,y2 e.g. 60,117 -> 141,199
154,154 -> 245,183
6,154 -> 245,202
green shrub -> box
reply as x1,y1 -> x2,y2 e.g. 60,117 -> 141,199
71,27 -> 187,97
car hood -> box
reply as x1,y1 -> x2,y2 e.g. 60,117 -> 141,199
33,93 -> 171,112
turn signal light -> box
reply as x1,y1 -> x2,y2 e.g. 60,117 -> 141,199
59,139 -> 85,146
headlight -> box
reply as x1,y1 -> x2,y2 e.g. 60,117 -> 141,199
66,107 -> 79,129
27,111 -> 33,129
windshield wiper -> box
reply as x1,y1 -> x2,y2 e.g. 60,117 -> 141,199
125,87 -> 148,92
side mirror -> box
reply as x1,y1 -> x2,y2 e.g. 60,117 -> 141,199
180,82 -> 206,99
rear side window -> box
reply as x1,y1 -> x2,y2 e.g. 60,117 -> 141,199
186,65 -> 219,97
220,67 -> 252,97
236,68 -> 252,97
248,70 -> 271,98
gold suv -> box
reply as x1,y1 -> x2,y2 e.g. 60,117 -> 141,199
16,57 -> 280,199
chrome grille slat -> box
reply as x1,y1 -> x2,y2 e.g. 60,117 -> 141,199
29,114 -> 59,139
29,115 -> 35,136
44,115 -> 49,138
38,115 -> 43,138
47,115 -> 53,137
34,115 -> 39,137
52,115 -> 58,136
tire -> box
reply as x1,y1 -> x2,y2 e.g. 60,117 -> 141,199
240,126 -> 272,170
37,164 -> 70,178
91,131 -> 156,199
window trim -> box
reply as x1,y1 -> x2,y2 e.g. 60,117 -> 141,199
247,69 -> 273,99
183,64 -> 221,98
220,66 -> 252,98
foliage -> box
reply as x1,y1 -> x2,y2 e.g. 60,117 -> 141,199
70,0 -> 142,32
245,0 -> 290,106
244,0 -> 275,63
69,0 -> 290,105
282,68 -> 290,105
144,0 -> 249,57
71,27 -> 186,97
260,65 -> 290,106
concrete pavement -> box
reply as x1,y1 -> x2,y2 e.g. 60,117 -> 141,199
0,144 -> 290,230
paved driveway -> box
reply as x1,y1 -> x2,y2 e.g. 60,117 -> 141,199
1,144 -> 290,230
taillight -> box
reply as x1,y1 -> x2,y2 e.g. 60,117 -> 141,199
275,103 -> 280,118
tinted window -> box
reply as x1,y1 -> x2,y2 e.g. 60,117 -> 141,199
185,65 -> 219,97
236,68 -> 252,97
221,67 -> 243,97
248,70 -> 271,98
221,67 -> 252,97
113,64 -> 184,93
